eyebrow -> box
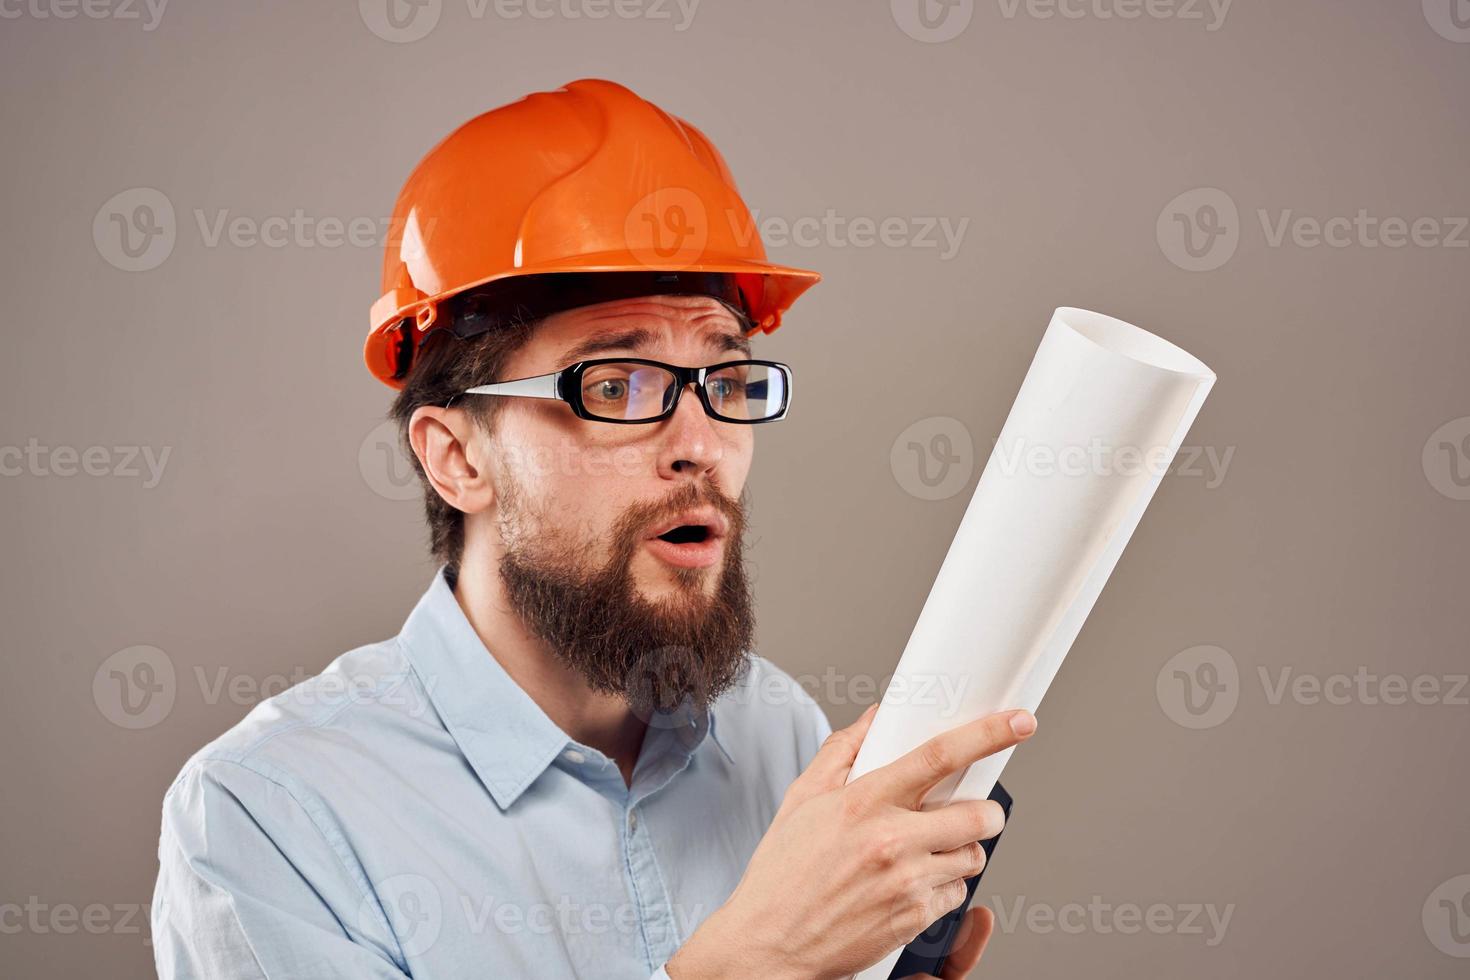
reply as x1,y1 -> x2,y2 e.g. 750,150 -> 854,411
559,327 -> 752,363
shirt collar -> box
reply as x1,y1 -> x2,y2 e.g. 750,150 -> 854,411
397,567 -> 734,810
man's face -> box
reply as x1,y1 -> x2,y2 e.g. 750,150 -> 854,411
471,293 -> 760,715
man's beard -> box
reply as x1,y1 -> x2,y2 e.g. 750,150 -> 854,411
496,477 -> 754,722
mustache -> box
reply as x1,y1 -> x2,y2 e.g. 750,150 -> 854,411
607,480 -> 746,563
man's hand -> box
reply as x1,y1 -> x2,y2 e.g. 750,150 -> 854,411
666,703 -> 1036,980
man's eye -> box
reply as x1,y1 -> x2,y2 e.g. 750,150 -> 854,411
708,377 -> 744,399
588,379 -> 628,401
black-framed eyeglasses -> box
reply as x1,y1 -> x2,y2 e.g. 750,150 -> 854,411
462,358 -> 793,424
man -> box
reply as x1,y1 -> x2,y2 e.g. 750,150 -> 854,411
151,78 -> 1036,979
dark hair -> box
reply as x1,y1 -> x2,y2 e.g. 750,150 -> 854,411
387,315 -> 539,574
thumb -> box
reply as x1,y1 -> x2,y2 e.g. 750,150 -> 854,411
900,906 -> 996,979
939,906 -> 995,978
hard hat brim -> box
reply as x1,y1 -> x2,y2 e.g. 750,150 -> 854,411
365,257 -> 820,390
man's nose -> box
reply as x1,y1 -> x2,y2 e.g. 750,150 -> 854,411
656,382 -> 724,479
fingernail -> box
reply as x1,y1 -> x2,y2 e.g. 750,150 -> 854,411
1009,711 -> 1036,736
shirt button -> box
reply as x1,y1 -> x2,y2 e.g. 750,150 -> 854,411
628,810 -> 638,833
563,748 -> 586,765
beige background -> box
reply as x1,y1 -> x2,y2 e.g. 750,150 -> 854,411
3,1 -> 1469,976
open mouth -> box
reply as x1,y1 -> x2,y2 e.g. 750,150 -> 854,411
644,512 -> 728,570
656,524 -> 713,545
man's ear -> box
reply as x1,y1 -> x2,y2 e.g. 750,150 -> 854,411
406,405 -> 496,515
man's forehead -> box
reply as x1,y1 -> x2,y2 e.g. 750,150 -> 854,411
549,295 -> 753,362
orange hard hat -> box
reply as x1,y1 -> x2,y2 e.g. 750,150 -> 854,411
365,78 -> 822,388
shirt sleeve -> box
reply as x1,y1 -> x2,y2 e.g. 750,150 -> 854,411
152,758 -> 410,980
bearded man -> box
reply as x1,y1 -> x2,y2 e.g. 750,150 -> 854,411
151,79 -> 1034,980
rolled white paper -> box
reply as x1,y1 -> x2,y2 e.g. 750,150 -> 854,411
848,308 -> 1215,980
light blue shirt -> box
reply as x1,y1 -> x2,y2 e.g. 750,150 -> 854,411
152,568 -> 832,979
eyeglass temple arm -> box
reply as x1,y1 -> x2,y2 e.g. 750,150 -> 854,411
463,373 -> 561,399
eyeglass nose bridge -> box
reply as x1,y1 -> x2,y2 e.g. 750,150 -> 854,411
660,365 -> 714,420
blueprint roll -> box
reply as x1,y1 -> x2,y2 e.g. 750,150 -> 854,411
847,308 -> 1216,979
850,307 -> 1216,801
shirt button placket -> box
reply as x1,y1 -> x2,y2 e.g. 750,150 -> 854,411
623,804 -> 677,970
